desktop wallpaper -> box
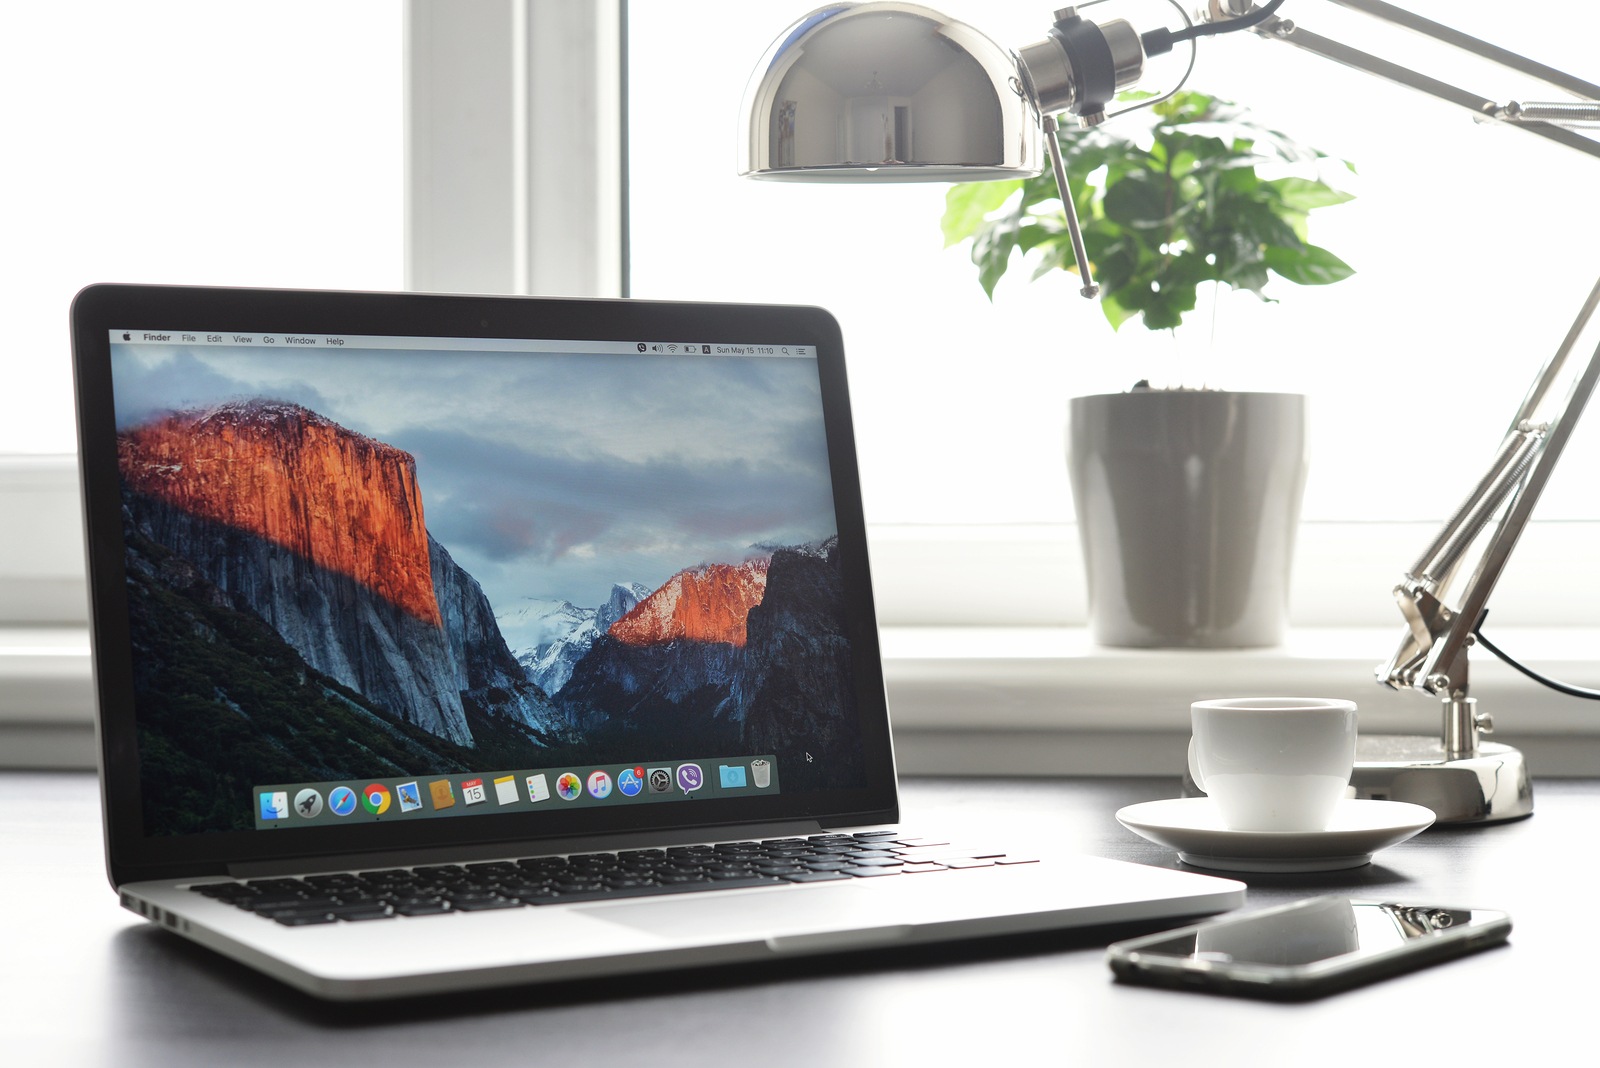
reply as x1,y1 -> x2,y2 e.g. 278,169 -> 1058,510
110,343 -> 864,835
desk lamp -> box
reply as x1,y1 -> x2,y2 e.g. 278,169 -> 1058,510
740,0 -> 1600,823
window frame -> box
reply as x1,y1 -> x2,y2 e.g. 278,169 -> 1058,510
403,0 -> 626,298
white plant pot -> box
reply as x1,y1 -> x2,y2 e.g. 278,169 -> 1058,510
1067,390 -> 1308,648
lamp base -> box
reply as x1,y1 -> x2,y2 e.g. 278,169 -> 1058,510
1350,735 -> 1533,825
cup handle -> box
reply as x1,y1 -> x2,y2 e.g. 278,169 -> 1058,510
1186,736 -> 1207,794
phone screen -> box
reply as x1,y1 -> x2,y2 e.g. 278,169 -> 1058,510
1107,897 -> 1511,998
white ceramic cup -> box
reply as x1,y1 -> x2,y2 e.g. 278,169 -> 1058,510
1188,697 -> 1358,832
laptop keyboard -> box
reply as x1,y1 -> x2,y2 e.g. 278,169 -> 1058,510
189,832 -> 1037,926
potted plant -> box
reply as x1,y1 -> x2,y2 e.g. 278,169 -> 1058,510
942,91 -> 1356,647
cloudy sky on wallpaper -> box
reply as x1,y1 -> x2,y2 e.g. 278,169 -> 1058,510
110,344 -> 839,611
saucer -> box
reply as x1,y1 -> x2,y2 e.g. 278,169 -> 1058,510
1115,797 -> 1436,873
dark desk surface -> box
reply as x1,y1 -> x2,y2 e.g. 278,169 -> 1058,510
5,771 -> 1591,1064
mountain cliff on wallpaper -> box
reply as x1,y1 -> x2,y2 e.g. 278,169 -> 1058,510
117,397 -> 856,832
118,401 -> 566,747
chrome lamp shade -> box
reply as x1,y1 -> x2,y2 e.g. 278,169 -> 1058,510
739,2 -> 1043,182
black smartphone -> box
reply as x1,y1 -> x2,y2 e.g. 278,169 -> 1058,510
1106,896 -> 1512,1000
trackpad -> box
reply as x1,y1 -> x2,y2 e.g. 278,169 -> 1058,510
581,883 -> 914,948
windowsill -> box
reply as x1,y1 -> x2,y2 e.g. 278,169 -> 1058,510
0,626 -> 98,769
879,626 -> 1600,777
7,624 -> 1600,776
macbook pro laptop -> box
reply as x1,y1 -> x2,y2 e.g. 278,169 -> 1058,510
69,283 -> 1244,1000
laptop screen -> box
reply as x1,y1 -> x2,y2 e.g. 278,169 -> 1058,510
74,287 -> 893,871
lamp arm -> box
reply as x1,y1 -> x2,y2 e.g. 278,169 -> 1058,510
1196,2 -> 1600,751
1380,279 -> 1600,706
1041,114 -> 1101,300
1321,0 -> 1600,101
1238,1 -> 1600,160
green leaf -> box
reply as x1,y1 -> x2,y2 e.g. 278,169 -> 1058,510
1224,198 -> 1304,251
970,220 -> 1019,298
1099,290 -> 1139,331
1262,243 -> 1356,285
942,181 -> 1021,246
1102,172 -> 1174,229
1224,262 -> 1272,298
1266,176 -> 1355,212
1017,218 -> 1065,252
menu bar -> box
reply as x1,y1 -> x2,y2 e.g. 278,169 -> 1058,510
111,330 -> 814,359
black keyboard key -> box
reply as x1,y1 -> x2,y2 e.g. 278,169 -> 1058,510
464,861 -> 520,877
241,893 -> 327,912
394,901 -> 452,917
246,877 -> 309,892
258,905 -> 334,922
568,852 -> 618,865
618,848 -> 667,861
780,871 -> 851,883
449,897 -> 523,912
273,912 -> 339,926
304,874 -> 362,888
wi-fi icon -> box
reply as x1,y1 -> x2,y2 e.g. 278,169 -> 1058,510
666,343 -> 679,353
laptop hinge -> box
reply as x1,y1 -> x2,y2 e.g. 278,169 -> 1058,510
224,820 -> 829,880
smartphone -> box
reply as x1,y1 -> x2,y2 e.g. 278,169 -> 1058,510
1106,896 -> 1512,1000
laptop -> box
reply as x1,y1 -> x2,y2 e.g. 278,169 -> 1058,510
69,283 -> 1244,1000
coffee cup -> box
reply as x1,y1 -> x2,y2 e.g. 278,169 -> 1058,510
1187,697 -> 1358,832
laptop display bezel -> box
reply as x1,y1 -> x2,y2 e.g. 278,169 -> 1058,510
71,284 -> 899,886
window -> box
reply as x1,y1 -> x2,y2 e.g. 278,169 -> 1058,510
7,2 -> 1600,772
0,0 -> 402,628
6,1 -> 1600,631
0,1 -> 403,457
